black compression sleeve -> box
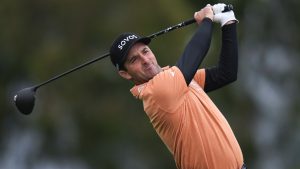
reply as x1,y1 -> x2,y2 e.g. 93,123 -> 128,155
204,23 -> 238,92
175,18 -> 213,85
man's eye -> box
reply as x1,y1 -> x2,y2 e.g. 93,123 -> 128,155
130,57 -> 137,63
143,49 -> 149,54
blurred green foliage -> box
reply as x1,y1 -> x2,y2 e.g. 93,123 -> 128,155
1,0 -> 300,169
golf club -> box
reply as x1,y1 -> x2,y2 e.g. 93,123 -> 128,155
14,4 -> 233,115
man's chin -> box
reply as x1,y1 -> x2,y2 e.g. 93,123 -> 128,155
143,73 -> 155,82
148,70 -> 159,78
143,65 -> 161,81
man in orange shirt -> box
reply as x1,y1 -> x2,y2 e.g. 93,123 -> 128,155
109,4 -> 245,169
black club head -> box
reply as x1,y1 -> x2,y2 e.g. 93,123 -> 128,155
14,87 -> 37,115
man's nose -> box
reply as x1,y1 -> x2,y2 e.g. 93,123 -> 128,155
140,54 -> 150,64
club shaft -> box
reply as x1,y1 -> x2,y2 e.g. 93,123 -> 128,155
33,20 -> 197,89
33,4 -> 233,89
147,4 -> 233,38
34,52 -> 110,89
147,18 -> 196,39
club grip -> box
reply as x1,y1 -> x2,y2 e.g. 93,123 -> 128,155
147,4 -> 233,39
182,4 -> 233,26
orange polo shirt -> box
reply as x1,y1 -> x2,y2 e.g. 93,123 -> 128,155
130,66 -> 243,169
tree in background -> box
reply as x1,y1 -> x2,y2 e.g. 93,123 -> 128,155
1,0 -> 300,169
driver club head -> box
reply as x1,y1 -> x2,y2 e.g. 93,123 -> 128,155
14,87 -> 37,115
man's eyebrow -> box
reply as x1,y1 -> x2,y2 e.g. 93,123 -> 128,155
126,53 -> 137,63
143,46 -> 149,50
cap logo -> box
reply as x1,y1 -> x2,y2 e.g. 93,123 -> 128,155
117,35 -> 138,50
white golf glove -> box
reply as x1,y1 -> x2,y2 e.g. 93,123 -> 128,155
213,3 -> 238,27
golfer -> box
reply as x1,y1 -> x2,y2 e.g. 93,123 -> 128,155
110,4 -> 245,169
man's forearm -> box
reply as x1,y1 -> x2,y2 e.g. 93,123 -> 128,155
204,23 -> 238,92
176,18 -> 213,85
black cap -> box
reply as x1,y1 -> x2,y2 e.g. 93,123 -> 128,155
110,33 -> 151,70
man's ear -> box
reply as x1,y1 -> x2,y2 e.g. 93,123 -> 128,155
118,70 -> 132,80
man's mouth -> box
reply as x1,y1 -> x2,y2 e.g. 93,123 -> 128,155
144,63 -> 154,71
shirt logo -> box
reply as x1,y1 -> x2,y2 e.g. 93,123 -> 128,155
137,85 -> 145,94
169,70 -> 175,77
118,35 -> 138,50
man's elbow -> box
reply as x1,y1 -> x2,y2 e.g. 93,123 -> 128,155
230,72 -> 238,81
224,71 -> 237,84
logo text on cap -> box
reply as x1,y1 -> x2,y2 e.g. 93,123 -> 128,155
118,35 -> 138,50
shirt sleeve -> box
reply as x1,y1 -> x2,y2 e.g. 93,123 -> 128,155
193,69 -> 206,89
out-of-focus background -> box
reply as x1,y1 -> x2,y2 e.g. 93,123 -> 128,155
1,0 -> 300,168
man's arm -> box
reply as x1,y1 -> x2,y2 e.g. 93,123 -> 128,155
176,5 -> 213,85
204,22 -> 238,92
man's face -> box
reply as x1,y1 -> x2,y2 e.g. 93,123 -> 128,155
118,42 -> 162,85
